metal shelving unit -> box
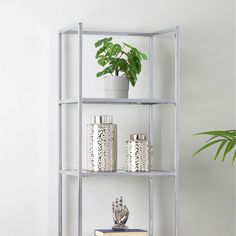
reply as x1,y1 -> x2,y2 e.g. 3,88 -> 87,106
58,22 -> 180,236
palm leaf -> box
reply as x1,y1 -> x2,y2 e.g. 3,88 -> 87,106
232,151 -> 236,163
193,129 -> 236,163
214,140 -> 227,160
222,139 -> 236,161
195,130 -> 234,139
192,139 -> 225,157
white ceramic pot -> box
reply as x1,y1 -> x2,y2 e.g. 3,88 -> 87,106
104,76 -> 129,98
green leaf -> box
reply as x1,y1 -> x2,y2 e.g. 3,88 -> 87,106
130,80 -> 135,86
207,135 -> 218,142
100,65 -> 116,75
95,37 -> 112,48
130,68 -> 137,79
214,140 -> 227,160
105,42 -> 114,56
228,130 -> 236,135
193,129 -> 236,163
222,139 -> 236,161
109,57 -> 116,63
133,57 -> 141,74
192,139 -> 225,157
98,58 -> 107,66
96,46 -> 107,58
195,130 -> 235,138
95,38 -> 105,48
96,71 -> 104,77
117,58 -> 128,72
232,151 -> 236,163
128,75 -> 136,86
130,48 -> 141,59
113,44 -> 122,54
104,37 -> 112,45
123,42 -> 134,49
127,69 -> 137,87
140,52 -> 148,60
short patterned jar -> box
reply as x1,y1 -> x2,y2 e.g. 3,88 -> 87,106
126,134 -> 151,172
87,115 -> 117,172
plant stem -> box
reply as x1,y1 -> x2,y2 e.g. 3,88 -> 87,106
118,52 -> 124,59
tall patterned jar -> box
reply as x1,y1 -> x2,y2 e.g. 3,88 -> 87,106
87,115 -> 117,172
126,134 -> 151,172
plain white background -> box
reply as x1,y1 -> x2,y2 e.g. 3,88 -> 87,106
0,0 -> 235,236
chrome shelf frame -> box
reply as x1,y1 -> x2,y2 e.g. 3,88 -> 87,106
58,22 -> 180,236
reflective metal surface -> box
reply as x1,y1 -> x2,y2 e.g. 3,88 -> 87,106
87,116 -> 117,171
112,196 -> 129,231
126,134 -> 151,172
91,115 -> 113,124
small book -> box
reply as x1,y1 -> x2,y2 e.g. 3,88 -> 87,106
95,229 -> 148,236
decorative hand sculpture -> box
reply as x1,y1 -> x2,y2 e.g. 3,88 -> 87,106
112,196 -> 129,231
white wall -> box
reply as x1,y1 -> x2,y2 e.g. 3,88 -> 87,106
0,0 -> 235,236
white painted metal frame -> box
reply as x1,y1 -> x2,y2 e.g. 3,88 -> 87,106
148,35 -> 154,236
174,26 -> 180,236
58,31 -> 63,236
58,22 -> 180,236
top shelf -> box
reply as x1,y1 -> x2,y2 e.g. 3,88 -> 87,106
58,23 -> 178,37
59,98 -> 176,105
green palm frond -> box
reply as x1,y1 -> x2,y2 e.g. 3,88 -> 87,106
192,130 -> 236,163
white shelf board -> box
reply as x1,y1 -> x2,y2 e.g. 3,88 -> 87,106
59,169 -> 176,177
59,98 -> 176,105
59,25 -> 177,36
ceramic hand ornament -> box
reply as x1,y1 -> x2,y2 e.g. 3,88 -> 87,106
112,196 -> 129,231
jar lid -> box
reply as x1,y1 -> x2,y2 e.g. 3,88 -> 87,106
130,134 -> 146,140
91,115 -> 113,124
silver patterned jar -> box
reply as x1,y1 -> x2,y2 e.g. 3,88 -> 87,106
126,134 -> 151,172
87,115 -> 117,172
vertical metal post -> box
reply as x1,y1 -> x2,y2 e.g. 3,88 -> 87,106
148,35 -> 154,236
174,26 -> 180,236
78,22 -> 83,236
58,32 -> 63,236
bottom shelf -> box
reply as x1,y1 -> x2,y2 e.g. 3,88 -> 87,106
59,169 -> 176,177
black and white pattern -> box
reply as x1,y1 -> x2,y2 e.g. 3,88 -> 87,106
87,123 -> 117,171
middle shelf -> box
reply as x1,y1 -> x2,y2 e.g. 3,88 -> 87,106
59,169 -> 176,177
59,98 -> 176,105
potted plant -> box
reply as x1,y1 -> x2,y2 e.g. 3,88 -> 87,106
192,130 -> 236,163
95,37 -> 147,98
